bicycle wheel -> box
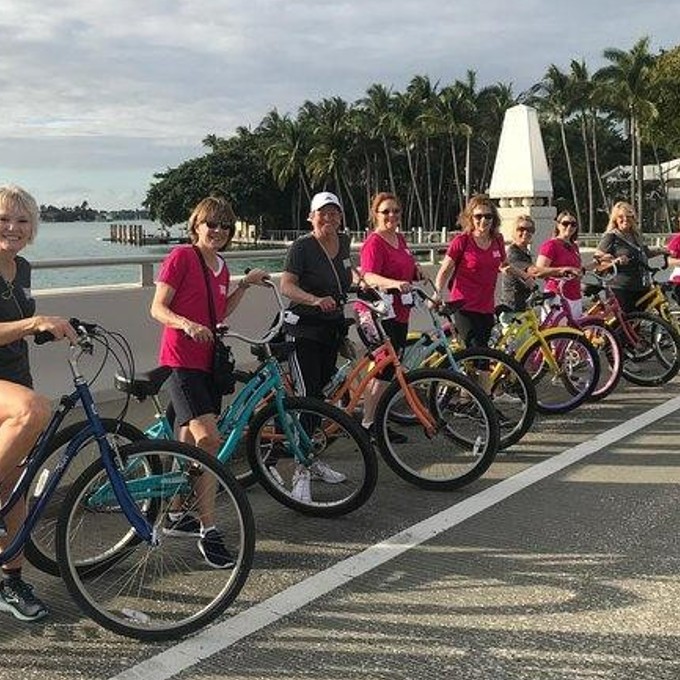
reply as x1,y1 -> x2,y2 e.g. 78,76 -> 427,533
579,319 -> 623,400
24,418 -> 146,577
246,396 -> 377,517
451,347 -> 537,450
374,367 -> 500,491
518,331 -> 600,414
615,311 -> 680,386
56,440 -> 254,642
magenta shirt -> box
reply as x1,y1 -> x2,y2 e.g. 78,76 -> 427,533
538,238 -> 582,300
156,245 -> 230,371
667,233 -> 680,283
360,231 -> 417,323
447,233 -> 506,314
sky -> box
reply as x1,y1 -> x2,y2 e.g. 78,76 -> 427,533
1,0 -> 678,211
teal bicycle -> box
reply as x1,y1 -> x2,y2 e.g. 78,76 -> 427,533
26,282 -> 376,578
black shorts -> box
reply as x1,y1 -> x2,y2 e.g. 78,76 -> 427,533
166,368 -> 222,428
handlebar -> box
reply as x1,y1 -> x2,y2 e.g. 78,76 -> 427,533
216,279 -> 284,346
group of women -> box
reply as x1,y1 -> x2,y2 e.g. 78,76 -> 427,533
1,180 -> 679,623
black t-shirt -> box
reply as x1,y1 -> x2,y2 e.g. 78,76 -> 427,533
501,244 -> 533,311
597,230 -> 652,291
283,232 -> 352,343
0,256 -> 36,387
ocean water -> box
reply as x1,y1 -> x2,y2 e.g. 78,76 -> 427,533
24,221 -> 284,290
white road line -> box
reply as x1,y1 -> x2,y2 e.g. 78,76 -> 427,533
109,394 -> 680,680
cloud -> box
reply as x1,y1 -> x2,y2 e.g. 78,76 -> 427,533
1,0 -> 678,208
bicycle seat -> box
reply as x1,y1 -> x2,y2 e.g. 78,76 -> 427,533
114,365 -> 171,400
582,283 -> 603,298
250,341 -> 296,363
495,303 -> 514,316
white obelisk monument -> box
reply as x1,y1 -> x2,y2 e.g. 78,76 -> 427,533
488,104 -> 556,246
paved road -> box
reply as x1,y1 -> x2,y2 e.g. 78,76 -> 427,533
2,379 -> 680,680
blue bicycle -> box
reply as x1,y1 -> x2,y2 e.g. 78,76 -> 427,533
11,320 -> 254,641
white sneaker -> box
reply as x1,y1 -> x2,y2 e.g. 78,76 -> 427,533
310,459 -> 347,484
291,467 -> 312,503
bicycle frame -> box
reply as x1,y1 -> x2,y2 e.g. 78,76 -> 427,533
0,339 -> 154,565
634,258 -> 680,335
494,298 -> 587,372
325,292 -> 437,435
327,333 -> 437,435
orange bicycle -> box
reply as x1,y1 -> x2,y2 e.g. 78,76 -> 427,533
320,288 -> 501,491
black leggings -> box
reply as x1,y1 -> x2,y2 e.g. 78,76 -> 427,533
288,337 -> 339,400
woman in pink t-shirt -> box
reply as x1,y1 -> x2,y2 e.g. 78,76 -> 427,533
434,195 -> 515,343
150,196 -> 266,567
434,195 -> 522,392
666,214 -> 680,305
358,192 -> 419,440
534,211 -> 584,318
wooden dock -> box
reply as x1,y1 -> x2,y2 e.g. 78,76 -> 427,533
106,223 -> 187,246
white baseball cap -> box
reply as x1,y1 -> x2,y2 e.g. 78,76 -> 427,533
310,191 -> 343,213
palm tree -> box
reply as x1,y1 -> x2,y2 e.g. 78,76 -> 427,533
408,75 -> 440,230
527,64 -> 582,224
392,91 -> 428,230
596,37 -> 657,222
569,60 -> 596,232
259,109 -> 311,230
300,97 -> 362,231
360,84 -> 398,195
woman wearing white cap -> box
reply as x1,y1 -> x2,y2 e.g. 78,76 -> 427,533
280,191 -> 353,499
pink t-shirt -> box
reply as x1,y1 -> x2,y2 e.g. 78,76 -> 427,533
667,233 -> 680,283
360,231 -> 417,323
538,238 -> 582,300
156,245 -> 230,371
447,233 -> 506,314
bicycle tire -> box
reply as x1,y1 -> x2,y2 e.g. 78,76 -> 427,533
24,418 -> 146,577
517,331 -> 600,414
374,367 -> 500,491
615,311 -> 680,386
450,347 -> 537,450
246,396 -> 377,517
56,439 -> 255,642
578,319 -> 623,400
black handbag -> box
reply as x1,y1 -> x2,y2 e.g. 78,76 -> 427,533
194,247 -> 236,395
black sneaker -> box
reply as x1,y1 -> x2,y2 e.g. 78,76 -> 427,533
163,513 -> 202,537
198,529 -> 236,569
0,579 -> 49,622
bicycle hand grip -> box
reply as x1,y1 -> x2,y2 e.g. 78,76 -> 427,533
34,330 -> 56,345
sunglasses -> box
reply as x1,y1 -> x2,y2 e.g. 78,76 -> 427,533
378,208 -> 401,215
517,227 -> 535,234
473,213 -> 494,221
560,220 -> 577,227
204,220 -> 234,231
